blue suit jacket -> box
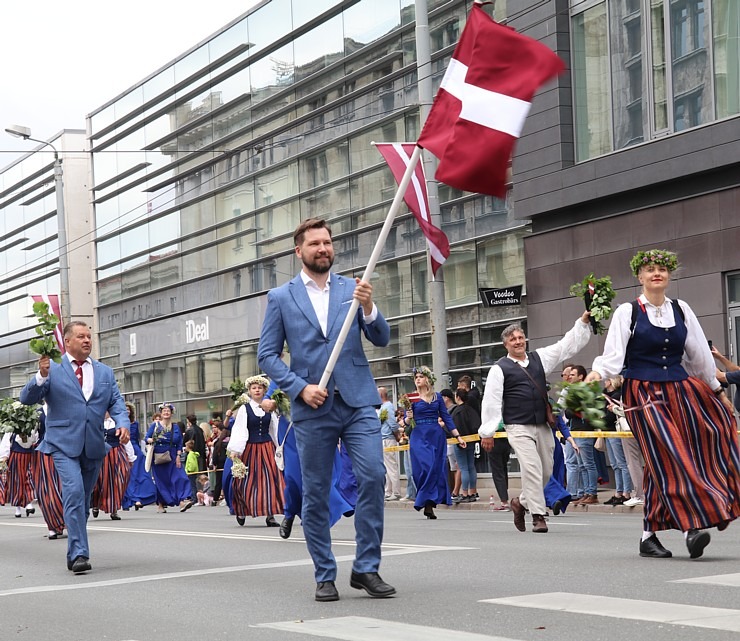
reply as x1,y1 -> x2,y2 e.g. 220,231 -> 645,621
257,272 -> 390,422
19,358 -> 129,460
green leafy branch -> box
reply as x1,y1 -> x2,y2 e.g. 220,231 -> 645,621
569,273 -> 616,335
556,381 -> 606,429
29,302 -> 63,363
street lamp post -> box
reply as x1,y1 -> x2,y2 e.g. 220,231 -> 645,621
5,125 -> 70,325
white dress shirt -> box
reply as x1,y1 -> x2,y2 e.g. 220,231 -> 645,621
479,318 -> 591,437
591,294 -> 719,390
299,270 -> 377,336
36,353 -> 94,401
227,399 -> 279,455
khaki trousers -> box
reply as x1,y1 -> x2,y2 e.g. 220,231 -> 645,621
506,423 -> 554,516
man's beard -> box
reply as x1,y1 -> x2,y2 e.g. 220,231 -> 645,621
303,254 -> 333,274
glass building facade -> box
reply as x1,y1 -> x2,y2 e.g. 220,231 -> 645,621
88,0 -> 523,422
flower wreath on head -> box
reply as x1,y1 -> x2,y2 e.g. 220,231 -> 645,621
629,249 -> 679,276
412,366 -> 436,387
158,402 -> 175,413
244,375 -> 270,390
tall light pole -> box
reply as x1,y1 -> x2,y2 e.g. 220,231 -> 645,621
5,125 -> 70,324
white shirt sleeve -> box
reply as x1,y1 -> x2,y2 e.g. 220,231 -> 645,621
269,413 -> 279,446
226,406 -> 249,456
591,302 -> 633,379
678,300 -> 721,389
0,433 -> 11,459
124,441 -> 136,463
479,364 -> 504,438
363,303 -> 378,324
535,318 -> 592,375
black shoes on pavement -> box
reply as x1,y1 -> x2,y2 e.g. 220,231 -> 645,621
279,516 -> 294,539
350,571 -> 397,598
315,581 -> 339,602
639,534 -> 672,558
265,516 -> 280,527
686,529 -> 711,559
68,556 -> 92,573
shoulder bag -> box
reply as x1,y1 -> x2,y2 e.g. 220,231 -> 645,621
519,361 -> 557,429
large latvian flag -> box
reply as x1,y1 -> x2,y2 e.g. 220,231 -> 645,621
30,294 -> 65,355
375,142 -> 450,276
417,3 -> 565,198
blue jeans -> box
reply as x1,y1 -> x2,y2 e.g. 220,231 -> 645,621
403,448 -> 417,499
454,445 -> 477,493
575,438 -> 598,495
51,449 -> 104,563
294,395 -> 386,583
564,440 -> 581,496
605,437 -> 633,494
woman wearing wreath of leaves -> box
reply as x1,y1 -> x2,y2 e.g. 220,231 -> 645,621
587,249 -> 740,560
406,366 -> 466,520
145,403 -> 192,513
0,402 -> 40,519
226,375 -> 284,527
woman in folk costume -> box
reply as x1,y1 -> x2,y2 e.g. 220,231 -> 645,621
588,249 -> 740,559
122,402 -> 157,511
226,375 -> 284,527
145,403 -> 192,513
92,413 -> 136,520
0,405 -> 40,519
33,407 -> 66,539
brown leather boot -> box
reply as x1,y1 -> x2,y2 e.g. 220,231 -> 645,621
510,497 -> 526,532
578,494 -> 599,505
532,514 -> 549,533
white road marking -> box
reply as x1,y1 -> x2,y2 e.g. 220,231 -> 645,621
482,592 -> 740,633
0,545 -> 473,598
254,616 -> 522,640
674,573 -> 740,587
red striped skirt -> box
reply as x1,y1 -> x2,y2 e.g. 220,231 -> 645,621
34,452 -> 65,533
0,467 -> 7,504
92,446 -> 131,514
7,450 -> 36,507
625,377 -> 740,531
232,441 -> 284,518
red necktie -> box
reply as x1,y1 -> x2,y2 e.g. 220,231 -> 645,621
72,360 -> 84,387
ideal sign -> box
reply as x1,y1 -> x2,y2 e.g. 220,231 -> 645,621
185,317 -> 210,344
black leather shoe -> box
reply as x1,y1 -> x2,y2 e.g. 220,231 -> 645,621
639,534 -> 672,558
315,581 -> 339,602
26,506 -> 35,517
92,508 -> 99,518
350,571 -> 396,598
110,513 -> 121,521
69,556 -> 92,573
686,529 -> 711,559
279,516 -> 294,539
236,516 -> 246,526
265,516 -> 280,527
551,500 -> 563,516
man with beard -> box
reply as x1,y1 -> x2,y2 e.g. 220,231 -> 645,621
258,218 -> 395,602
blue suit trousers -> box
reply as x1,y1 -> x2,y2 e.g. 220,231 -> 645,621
294,394 -> 386,583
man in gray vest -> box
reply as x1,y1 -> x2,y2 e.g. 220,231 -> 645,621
479,312 -> 591,533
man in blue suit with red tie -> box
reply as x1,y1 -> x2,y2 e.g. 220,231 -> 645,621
20,321 -> 129,574
258,218 -> 395,602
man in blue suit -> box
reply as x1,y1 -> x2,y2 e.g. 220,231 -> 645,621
258,218 -> 395,602
20,321 -> 129,574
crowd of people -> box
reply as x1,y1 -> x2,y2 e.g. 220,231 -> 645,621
2,218 -> 739,602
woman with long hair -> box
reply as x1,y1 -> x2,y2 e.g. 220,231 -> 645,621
145,403 -> 192,513
407,366 -> 466,520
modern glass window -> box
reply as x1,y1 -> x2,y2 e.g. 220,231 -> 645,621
573,0 -> 738,161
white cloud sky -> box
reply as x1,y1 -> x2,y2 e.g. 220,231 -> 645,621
0,1 -> 259,167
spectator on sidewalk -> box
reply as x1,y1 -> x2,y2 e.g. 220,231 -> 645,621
379,387 -> 402,501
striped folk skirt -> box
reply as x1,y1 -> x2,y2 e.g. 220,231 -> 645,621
624,377 -> 740,532
34,452 -> 65,533
231,441 -> 284,518
92,446 -> 131,514
6,450 -> 36,507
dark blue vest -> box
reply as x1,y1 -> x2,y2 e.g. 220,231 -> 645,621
498,352 -> 548,425
624,301 -> 688,382
246,404 -> 273,443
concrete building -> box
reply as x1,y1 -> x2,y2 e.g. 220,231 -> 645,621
513,0 -> 740,370
0,130 -> 92,396
87,0 -> 524,422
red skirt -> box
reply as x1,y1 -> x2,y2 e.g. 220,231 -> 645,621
34,452 -> 65,533
231,441 -> 284,518
92,446 -> 131,514
625,377 -> 740,531
7,450 -> 36,507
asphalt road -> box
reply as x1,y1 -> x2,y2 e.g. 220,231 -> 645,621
2,502 -> 740,641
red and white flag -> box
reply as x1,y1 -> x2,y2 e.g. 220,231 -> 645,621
374,142 -> 450,276
30,294 -> 65,355
417,4 -> 565,198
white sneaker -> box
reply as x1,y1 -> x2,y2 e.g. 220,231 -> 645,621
384,495 -> 400,501
623,497 -> 644,507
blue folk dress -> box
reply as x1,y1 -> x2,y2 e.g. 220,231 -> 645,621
145,422 -> 191,507
122,421 -> 157,508
410,393 -> 456,511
